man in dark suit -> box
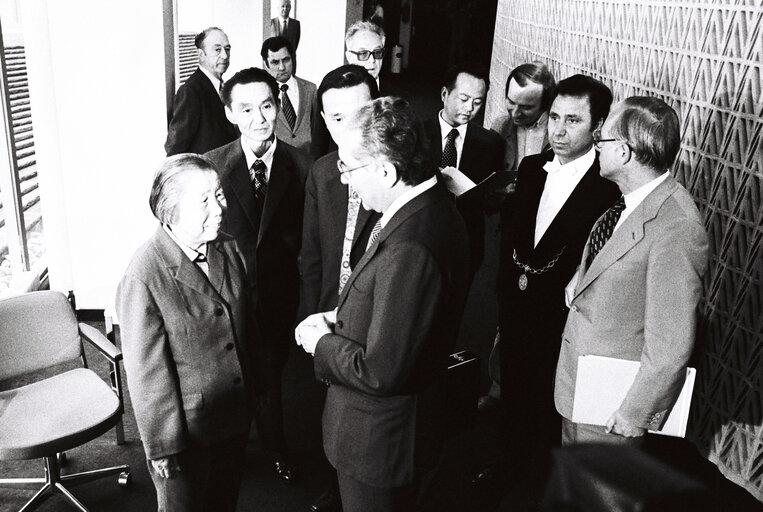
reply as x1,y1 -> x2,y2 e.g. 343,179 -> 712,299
206,67 -> 310,484
496,75 -> 620,479
310,21 -> 407,160
261,36 -> 316,153
165,27 -> 237,155
296,97 -> 470,512
554,96 -> 708,445
423,63 -> 505,278
270,0 -> 300,51
298,64 -> 380,512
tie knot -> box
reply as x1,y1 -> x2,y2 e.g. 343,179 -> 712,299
447,128 -> 459,141
193,253 -> 207,263
252,159 -> 266,173
611,196 -> 626,213
280,83 -> 288,92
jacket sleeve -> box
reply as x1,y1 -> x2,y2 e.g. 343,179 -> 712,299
116,274 -> 187,460
314,242 -> 442,396
297,164 -> 322,321
165,85 -> 200,156
618,217 -> 708,429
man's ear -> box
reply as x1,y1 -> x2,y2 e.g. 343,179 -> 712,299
378,161 -> 398,187
440,87 -> 448,104
224,106 -> 235,124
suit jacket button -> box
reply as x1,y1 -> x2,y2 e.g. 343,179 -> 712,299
215,308 -> 224,316
571,305 -> 578,312
233,377 -> 242,385
336,320 -> 343,329
225,342 -> 234,350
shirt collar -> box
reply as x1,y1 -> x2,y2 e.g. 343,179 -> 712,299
543,146 -> 596,176
279,74 -> 297,91
241,136 -> 277,172
437,110 -> 468,141
623,171 -> 670,210
379,175 -> 438,229
199,66 -> 222,94
163,224 -> 207,261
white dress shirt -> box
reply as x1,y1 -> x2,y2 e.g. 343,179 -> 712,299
614,172 -> 669,232
437,110 -> 468,168
241,137 -> 277,181
534,147 -> 596,247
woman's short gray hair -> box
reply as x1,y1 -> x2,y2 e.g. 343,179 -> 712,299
149,153 -> 220,225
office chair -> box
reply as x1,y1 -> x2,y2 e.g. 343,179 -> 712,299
0,290 -> 130,511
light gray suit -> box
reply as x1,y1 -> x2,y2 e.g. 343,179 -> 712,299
275,76 -> 316,152
554,176 -> 708,431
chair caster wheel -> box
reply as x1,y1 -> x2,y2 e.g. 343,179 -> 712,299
57,452 -> 67,466
118,471 -> 131,487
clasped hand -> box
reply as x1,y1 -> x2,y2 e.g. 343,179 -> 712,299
151,455 -> 181,479
295,309 -> 336,355
605,409 -> 646,438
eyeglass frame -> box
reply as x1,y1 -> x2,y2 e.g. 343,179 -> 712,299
592,128 -> 625,150
337,159 -> 372,175
347,48 -> 385,61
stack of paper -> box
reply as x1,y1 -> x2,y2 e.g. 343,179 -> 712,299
571,355 -> 696,438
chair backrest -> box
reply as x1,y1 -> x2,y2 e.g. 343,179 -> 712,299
0,290 -> 82,381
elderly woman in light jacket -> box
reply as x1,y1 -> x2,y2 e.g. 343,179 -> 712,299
117,154 -> 256,512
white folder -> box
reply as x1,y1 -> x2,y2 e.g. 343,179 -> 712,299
571,355 -> 696,438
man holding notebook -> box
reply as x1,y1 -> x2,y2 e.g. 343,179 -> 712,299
553,96 -> 708,445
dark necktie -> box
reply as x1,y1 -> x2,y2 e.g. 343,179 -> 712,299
366,219 -> 383,250
193,252 -> 209,276
280,84 -> 296,131
586,196 -> 626,269
251,159 -> 268,210
441,128 -> 458,168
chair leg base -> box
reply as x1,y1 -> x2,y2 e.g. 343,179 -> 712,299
0,456 -> 131,512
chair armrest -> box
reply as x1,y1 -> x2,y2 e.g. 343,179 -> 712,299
79,322 -> 123,362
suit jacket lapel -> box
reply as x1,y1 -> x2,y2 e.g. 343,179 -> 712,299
258,142 -> 292,245
575,176 -> 679,296
515,155 -> 551,256
153,227 -> 220,300
336,186 -> 439,311
459,124 -> 476,171
222,143 -> 260,231
294,78 -> 308,132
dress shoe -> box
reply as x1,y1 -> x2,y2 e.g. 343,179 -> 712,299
309,488 -> 339,512
273,460 -> 297,484
477,395 -> 499,412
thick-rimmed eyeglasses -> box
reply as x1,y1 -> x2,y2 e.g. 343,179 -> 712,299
337,159 -> 371,175
347,48 -> 385,61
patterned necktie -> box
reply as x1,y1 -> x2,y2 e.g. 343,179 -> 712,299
441,128 -> 459,168
366,219 -> 383,251
251,159 -> 268,209
586,196 -> 626,269
280,84 -> 296,131
338,187 -> 361,295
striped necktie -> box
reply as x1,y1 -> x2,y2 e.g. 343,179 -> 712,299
585,196 -> 626,269
280,84 -> 297,131
366,219 -> 383,251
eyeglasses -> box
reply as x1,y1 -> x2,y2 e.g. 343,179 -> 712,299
347,48 -> 385,61
592,129 -> 622,150
337,159 -> 371,175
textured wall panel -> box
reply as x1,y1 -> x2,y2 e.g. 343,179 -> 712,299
488,0 -> 762,501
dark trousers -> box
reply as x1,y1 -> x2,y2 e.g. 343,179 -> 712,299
147,431 -> 249,512
561,418 -> 646,447
337,471 -> 417,512
253,354 -> 289,460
